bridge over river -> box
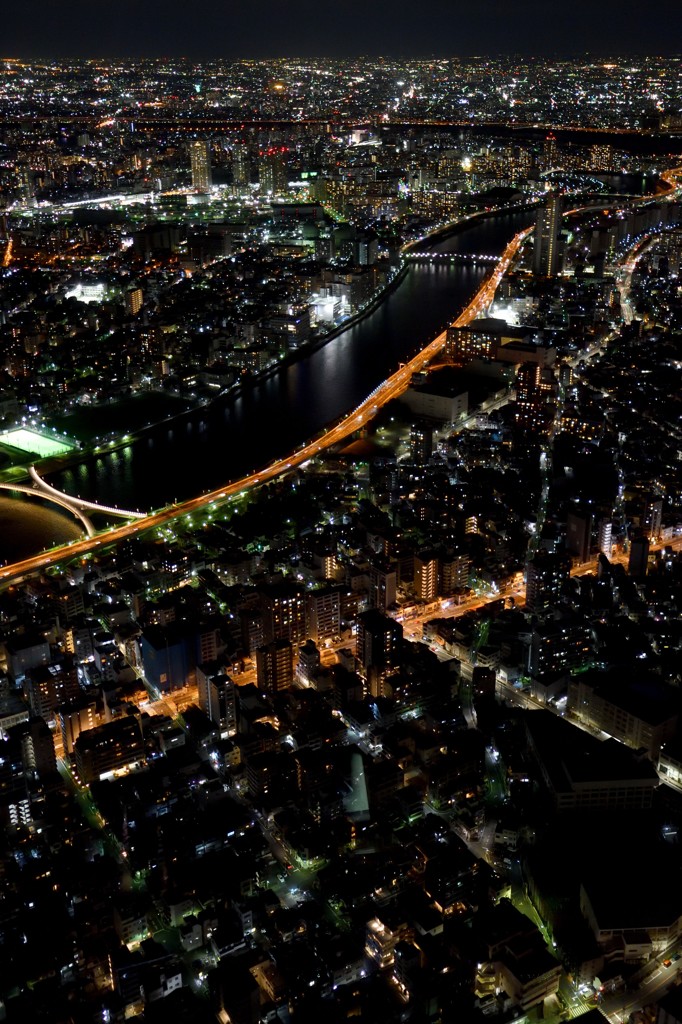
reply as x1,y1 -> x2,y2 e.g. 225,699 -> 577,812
0,466 -> 146,538
404,251 -> 500,265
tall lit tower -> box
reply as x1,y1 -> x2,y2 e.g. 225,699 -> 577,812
597,518 -> 613,558
356,609 -> 403,698
533,193 -> 563,277
542,133 -> 558,172
515,363 -> 555,435
259,149 -> 288,196
190,140 -> 212,193
232,144 -> 251,188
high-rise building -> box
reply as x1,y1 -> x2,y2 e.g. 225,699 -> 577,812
628,535 -> 650,579
642,498 -> 663,540
525,552 -> 571,613
369,560 -> 397,610
542,133 -> 558,172
589,144 -> 613,172
139,624 -> 196,694
259,583 -> 306,646
73,716 -> 145,785
409,422 -> 433,464
440,551 -> 470,595
528,622 -> 592,678
232,144 -> 250,188
533,193 -> 563,277
197,668 -> 237,736
414,551 -> 439,603
365,918 -> 397,969
18,164 -> 35,202
597,518 -> 613,558
125,287 -> 143,316
515,363 -> 555,435
296,640 -> 320,687
356,609 -> 403,698
566,509 -> 592,564
356,231 -> 378,266
26,657 -> 80,721
256,639 -> 294,694
59,694 -> 98,755
19,717 -> 58,779
189,140 -> 212,193
259,150 -> 288,196
305,586 -> 341,643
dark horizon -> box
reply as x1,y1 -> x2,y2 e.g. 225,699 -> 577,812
4,50 -> 682,61
5,0 -> 682,61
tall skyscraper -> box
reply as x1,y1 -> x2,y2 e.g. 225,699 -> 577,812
369,560 -> 397,610
305,586 -> 341,643
259,150 -> 288,196
642,498 -> 663,540
259,583 -> 306,646
589,143 -> 613,171
409,422 -> 433,464
189,140 -> 212,193
356,609 -> 403,698
414,551 -> 439,603
542,133 -> 558,172
197,668 -> 237,736
597,518 -> 613,558
18,164 -> 35,202
232,144 -> 251,188
440,551 -> 470,595
566,509 -> 592,564
515,363 -> 555,435
525,552 -> 570,613
628,536 -> 650,579
533,193 -> 563,277
256,639 -> 294,694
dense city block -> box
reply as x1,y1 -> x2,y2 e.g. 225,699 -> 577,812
1,56 -> 682,1024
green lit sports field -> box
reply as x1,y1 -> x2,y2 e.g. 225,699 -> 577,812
0,428 -> 76,458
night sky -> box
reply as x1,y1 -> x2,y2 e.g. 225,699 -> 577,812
5,0 -> 682,59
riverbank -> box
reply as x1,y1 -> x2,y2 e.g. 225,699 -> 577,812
243,261 -> 410,389
402,197 -> 540,255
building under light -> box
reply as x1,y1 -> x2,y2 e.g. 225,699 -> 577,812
189,140 -> 212,193
533,193 -> 563,277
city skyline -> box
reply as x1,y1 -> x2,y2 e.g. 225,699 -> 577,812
5,0 -> 682,59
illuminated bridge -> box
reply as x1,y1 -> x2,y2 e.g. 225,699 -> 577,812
0,466 -> 146,538
404,251 -> 500,265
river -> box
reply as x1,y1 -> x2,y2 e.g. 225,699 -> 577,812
0,204 -> 556,561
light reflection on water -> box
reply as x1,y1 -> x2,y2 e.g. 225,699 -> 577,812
0,497 -> 82,563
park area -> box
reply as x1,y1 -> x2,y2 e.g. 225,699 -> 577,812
0,427 -> 76,459
53,393 -> 190,444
